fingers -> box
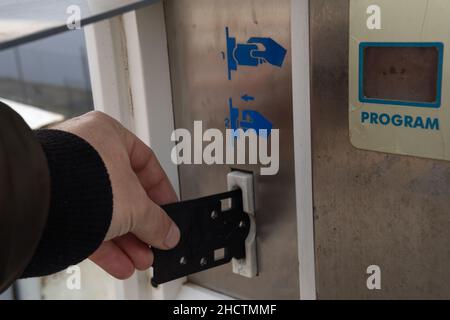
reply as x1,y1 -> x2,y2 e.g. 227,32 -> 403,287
131,194 -> 180,250
114,119 -> 180,250
90,241 -> 135,280
125,131 -> 177,206
90,235 -> 156,280
114,234 -> 154,270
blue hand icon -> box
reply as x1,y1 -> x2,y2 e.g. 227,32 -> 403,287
240,110 -> 273,138
225,27 -> 287,80
247,37 -> 287,67
234,44 -> 259,66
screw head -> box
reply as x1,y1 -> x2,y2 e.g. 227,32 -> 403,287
200,257 -> 207,267
151,278 -> 158,288
179,257 -> 187,265
211,210 -> 219,220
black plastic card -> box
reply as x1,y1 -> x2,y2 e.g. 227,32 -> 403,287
152,189 -> 250,286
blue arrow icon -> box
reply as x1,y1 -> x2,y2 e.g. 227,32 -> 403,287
241,94 -> 255,102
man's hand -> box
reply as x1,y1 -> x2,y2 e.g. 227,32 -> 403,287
52,111 -> 180,279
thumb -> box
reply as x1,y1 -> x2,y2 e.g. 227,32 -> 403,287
131,193 -> 180,250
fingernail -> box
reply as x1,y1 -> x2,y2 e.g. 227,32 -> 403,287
164,223 -> 180,248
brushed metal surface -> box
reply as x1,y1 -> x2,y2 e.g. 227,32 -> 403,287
164,0 -> 299,299
311,0 -> 450,299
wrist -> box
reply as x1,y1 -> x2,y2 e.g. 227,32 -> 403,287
22,129 -> 113,277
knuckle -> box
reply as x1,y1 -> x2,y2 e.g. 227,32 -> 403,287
150,208 -> 171,241
133,198 -> 171,244
86,111 -> 116,127
88,110 -> 107,120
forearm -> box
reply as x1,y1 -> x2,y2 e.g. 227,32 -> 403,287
0,103 -> 50,293
0,102 -> 114,292
1,106 -> 178,292
22,129 -> 113,278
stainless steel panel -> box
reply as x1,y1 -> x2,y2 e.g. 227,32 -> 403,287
311,0 -> 450,299
164,0 -> 298,299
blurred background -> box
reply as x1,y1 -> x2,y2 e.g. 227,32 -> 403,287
0,29 -> 92,118
0,29 -> 118,300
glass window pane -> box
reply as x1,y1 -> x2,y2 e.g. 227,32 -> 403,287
0,0 -> 157,50
0,30 -> 93,124
363,46 -> 439,103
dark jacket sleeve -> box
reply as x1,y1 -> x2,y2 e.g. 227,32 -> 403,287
0,102 -> 113,293
0,102 -> 50,292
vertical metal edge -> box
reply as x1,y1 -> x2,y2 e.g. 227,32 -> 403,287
291,0 -> 316,300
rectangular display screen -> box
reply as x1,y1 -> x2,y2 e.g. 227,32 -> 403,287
360,44 -> 443,108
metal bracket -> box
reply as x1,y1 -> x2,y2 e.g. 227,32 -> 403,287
151,189 -> 250,286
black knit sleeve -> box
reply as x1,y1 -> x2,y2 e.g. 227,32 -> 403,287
22,129 -> 113,277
